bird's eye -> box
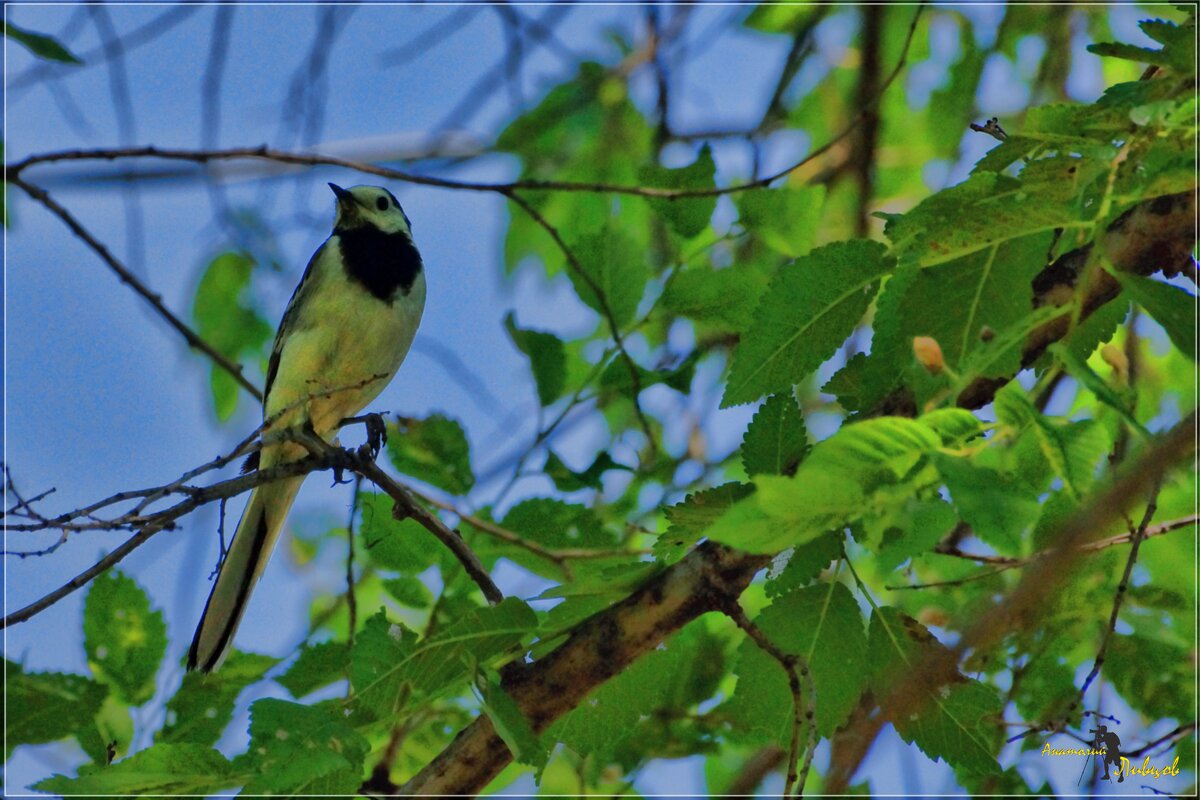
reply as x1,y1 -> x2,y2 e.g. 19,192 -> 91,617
376,197 -> 389,211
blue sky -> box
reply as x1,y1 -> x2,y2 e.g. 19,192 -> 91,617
3,3 -> 1180,796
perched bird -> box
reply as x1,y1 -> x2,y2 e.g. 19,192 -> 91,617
188,183 -> 426,672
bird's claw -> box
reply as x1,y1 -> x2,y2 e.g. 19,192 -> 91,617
361,412 -> 387,459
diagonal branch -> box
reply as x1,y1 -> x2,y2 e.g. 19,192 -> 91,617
6,174 -> 263,402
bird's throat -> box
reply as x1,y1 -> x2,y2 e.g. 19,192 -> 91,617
335,226 -> 423,302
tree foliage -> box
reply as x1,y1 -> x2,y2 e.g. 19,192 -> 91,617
5,5 -> 1197,797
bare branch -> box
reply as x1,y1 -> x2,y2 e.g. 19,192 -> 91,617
5,8 -> 924,205
6,175 -> 263,402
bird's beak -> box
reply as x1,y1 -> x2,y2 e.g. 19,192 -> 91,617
329,182 -> 355,208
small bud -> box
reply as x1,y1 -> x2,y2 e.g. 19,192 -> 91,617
1101,344 -> 1129,385
913,336 -> 945,375
979,325 -> 995,342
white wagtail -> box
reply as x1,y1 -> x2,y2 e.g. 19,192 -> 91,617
188,183 -> 426,672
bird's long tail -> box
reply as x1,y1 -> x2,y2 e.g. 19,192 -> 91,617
187,472 -> 304,672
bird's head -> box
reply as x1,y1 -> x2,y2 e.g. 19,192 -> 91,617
329,183 -> 413,237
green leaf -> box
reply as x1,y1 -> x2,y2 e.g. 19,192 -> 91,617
191,251 -> 271,421
504,312 -> 567,406
725,582 -> 868,739
481,672 -> 549,771
1106,634 -> 1195,718
764,533 -> 844,597
639,144 -> 718,238
34,743 -> 236,795
236,698 -> 369,795
995,383 -> 1112,499
661,266 -> 764,331
1115,273 -> 1196,360
723,240 -> 894,406
933,454 -> 1039,553
544,450 -> 627,492
83,570 -> 168,705
875,499 -> 958,573
656,482 -> 754,562
500,497 -> 618,554
381,575 -> 434,609
868,607 -> 1001,774
158,651 -> 276,746
4,660 -> 107,758
599,350 -> 699,394
277,642 -> 349,699
352,600 -> 537,716
884,173 -> 1078,268
386,413 -> 474,494
744,4 -> 822,34
4,20 -> 82,63
737,185 -> 826,258
358,491 -> 438,574
741,393 -> 810,477
565,225 -> 647,326
547,623 -> 706,764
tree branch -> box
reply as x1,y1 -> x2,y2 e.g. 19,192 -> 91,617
6,174 -> 263,402
381,542 -> 769,796
5,9 -> 923,204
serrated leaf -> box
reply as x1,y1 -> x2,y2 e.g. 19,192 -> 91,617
236,698 -> 369,795
868,607 -> 1001,774
358,491 -> 438,574
875,499 -> 958,573
505,312 -> 567,406
933,453 -> 1039,553
277,642 -> 348,699
4,20 -> 82,63
884,173 -> 1077,268
158,651 -> 276,746
725,582 -> 867,740
381,575 -> 433,609
352,600 -> 537,716
765,533 -> 844,597
656,482 -> 754,561
565,226 -> 647,326
1115,273 -> 1196,360
84,570 -> 167,705
5,660 -> 107,758
723,240 -> 894,406
741,393 -> 810,477
387,413 -> 474,494
34,743 -> 235,795
481,672 -> 549,771
639,144 -> 717,238
548,622 -> 708,764
661,266 -> 764,331
737,185 -> 826,258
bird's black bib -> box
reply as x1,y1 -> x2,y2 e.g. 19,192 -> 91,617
336,226 -> 423,302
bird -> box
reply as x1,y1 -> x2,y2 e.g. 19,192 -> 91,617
188,183 -> 426,672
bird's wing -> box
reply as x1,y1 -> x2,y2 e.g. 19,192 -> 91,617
263,238 -> 331,407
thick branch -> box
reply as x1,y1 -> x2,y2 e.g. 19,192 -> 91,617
956,191 -> 1196,409
384,542 -> 768,796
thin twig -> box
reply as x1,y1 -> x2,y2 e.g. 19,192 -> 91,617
6,6 -> 924,205
722,602 -> 813,798
503,190 -> 656,455
5,175 -> 262,402
345,475 -> 362,648
1074,482 -> 1161,702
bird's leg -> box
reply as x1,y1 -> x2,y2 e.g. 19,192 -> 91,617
340,412 -> 388,460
